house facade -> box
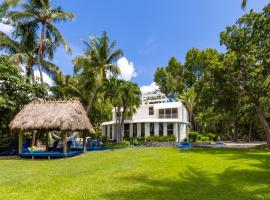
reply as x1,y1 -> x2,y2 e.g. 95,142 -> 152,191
101,90 -> 189,142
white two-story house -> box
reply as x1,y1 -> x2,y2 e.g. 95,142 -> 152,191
101,88 -> 189,142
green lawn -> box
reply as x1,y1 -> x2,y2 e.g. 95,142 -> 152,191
0,147 -> 269,200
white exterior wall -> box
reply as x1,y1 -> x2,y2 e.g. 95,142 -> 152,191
102,101 -> 189,142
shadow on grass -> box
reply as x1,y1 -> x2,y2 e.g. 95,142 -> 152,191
102,165 -> 270,200
102,148 -> 270,200
179,147 -> 270,171
0,155 -> 21,160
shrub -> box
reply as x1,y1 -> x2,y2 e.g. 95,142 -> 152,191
101,136 -> 107,143
145,135 -> 175,142
188,131 -> 200,142
201,136 -> 210,142
120,140 -> 131,147
206,133 -> 215,141
182,138 -> 188,142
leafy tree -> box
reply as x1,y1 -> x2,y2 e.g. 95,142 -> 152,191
178,87 -> 197,129
105,79 -> 141,142
220,6 -> 270,146
154,57 -> 184,99
74,32 -> 123,113
0,55 -> 47,152
0,31 -> 59,83
2,0 -> 74,83
51,73 -> 80,99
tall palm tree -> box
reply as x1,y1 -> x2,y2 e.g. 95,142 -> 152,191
106,79 -> 141,142
73,32 -> 123,113
178,87 -> 197,130
5,0 -> 74,83
0,31 -> 59,83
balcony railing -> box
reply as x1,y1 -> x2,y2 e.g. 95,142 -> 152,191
158,113 -> 178,119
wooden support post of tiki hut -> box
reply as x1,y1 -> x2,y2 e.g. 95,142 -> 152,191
63,132 -> 67,154
31,131 -> 36,146
18,131 -> 23,154
45,132 -> 49,151
83,132 -> 87,152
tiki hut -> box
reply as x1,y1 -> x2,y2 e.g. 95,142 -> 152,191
9,99 -> 94,156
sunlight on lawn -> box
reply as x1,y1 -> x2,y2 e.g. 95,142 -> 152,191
0,147 -> 269,200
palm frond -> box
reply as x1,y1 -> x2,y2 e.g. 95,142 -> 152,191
46,23 -> 72,55
39,59 -> 60,77
0,31 -> 20,54
241,0 -> 247,9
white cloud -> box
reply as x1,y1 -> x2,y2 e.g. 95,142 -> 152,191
117,57 -> 137,81
0,23 -> 14,34
140,82 -> 159,94
34,70 -> 53,86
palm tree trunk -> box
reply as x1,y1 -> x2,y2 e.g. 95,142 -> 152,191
37,24 -> 45,84
119,107 -> 127,142
86,84 -> 102,113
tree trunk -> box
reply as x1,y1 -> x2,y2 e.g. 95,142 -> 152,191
119,107 -> 127,142
188,111 -> 193,131
86,85 -> 101,113
248,121 -> 252,143
251,96 -> 270,146
234,119 -> 239,143
37,24 -> 45,84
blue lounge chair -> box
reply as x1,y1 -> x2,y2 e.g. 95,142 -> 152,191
176,142 -> 192,149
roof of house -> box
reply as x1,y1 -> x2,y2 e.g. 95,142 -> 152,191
9,99 -> 94,132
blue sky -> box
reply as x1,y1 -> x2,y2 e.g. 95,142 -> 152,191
51,0 -> 269,87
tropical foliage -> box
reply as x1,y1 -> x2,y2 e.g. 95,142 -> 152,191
154,4 -> 270,145
1,0 -> 74,83
0,0 -> 268,153
0,55 -> 47,153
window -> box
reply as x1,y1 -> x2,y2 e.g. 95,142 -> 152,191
159,123 -> 163,136
165,108 -> 171,118
124,124 -> 130,138
141,123 -> 145,137
149,107 -> 154,115
150,123 -> 154,136
133,123 -> 137,137
167,123 -> 174,136
159,109 -> 164,118
172,108 -> 178,118
159,108 -> 178,119
110,125 -> 112,139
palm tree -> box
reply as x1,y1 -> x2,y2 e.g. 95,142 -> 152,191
5,0 -> 74,83
0,31 -> 59,83
51,72 -> 80,99
104,79 -> 141,141
178,87 -> 197,130
74,32 -> 123,113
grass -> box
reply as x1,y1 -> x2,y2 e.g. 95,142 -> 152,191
0,147 -> 269,200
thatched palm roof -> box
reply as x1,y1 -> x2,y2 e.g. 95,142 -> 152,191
10,100 -> 94,132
